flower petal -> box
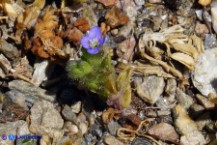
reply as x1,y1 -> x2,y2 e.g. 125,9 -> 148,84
88,26 -> 102,40
81,36 -> 91,49
99,36 -> 106,46
87,47 -> 100,54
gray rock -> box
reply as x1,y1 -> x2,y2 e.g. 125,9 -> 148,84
62,105 -> 77,123
196,94 -> 215,109
159,115 -> 173,124
192,48 -> 217,96
0,39 -> 20,60
176,88 -> 194,109
135,76 -> 165,104
8,80 -> 56,105
147,122 -> 179,143
89,122 -> 103,138
71,101 -> 81,114
156,97 -> 176,110
204,34 -> 217,49
0,54 -> 12,74
132,137 -> 153,145
116,23 -> 133,41
165,78 -> 177,96
4,90 -> 28,110
30,100 -> 64,141
84,133 -> 97,145
31,59 -> 53,87
107,120 -> 121,136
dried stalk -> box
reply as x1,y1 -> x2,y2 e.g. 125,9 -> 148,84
117,118 -> 162,145
117,62 -> 175,78
139,51 -> 183,80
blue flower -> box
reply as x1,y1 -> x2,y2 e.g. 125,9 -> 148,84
81,26 -> 105,54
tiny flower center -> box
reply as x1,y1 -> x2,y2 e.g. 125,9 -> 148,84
89,38 -> 99,48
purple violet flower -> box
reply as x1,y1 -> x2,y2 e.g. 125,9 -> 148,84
81,26 -> 106,54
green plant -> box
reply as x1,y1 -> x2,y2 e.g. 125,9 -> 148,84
67,26 -> 132,108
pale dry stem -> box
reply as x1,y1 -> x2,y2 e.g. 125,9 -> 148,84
117,118 -> 162,145
139,51 -> 183,80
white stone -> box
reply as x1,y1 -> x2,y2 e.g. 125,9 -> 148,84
192,48 -> 217,96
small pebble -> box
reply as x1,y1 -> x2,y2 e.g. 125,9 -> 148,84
204,34 -> 217,49
110,29 -> 119,36
132,137 -> 152,145
173,105 -> 207,145
62,105 -> 77,122
157,110 -> 171,116
148,122 -> 179,143
71,101 -> 81,114
196,94 -> 215,110
195,21 -> 209,35
104,135 -> 124,145
146,110 -> 157,117
198,0 -> 212,6
135,76 -> 165,104
134,0 -> 145,6
108,120 -> 121,136
165,79 -> 177,96
79,122 -> 88,135
176,88 -> 194,109
0,39 -> 20,60
148,0 -> 162,3
64,122 -> 79,135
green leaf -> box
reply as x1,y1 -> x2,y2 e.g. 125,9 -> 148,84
67,60 -> 92,78
116,66 -> 132,108
67,47 -> 132,108
81,48 -> 104,67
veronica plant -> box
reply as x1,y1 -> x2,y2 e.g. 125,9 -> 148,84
67,26 -> 132,109
81,26 -> 105,54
